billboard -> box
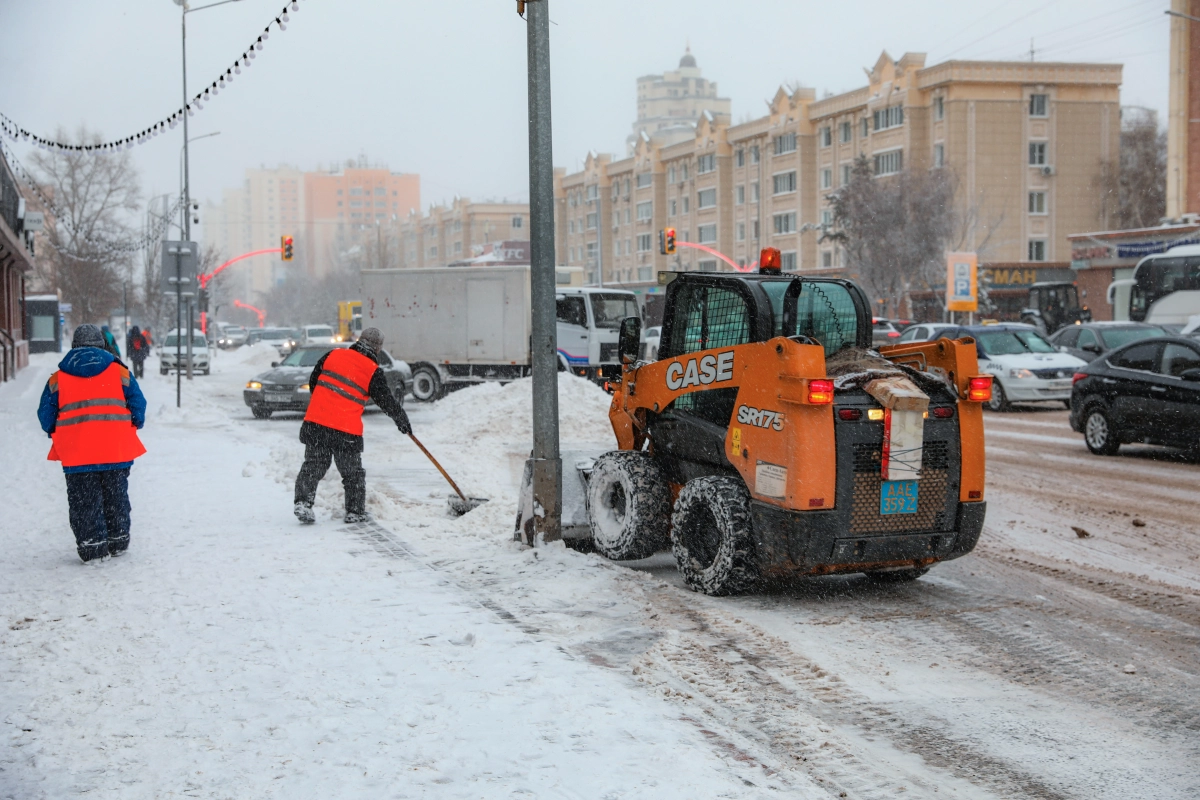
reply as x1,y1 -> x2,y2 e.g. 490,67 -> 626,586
946,252 -> 978,312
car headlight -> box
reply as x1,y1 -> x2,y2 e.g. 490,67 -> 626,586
298,384 -> 310,393
246,380 -> 262,390
1009,368 -> 1035,379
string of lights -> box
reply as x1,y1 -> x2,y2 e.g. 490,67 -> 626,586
0,1 -> 302,154
1,140 -> 182,258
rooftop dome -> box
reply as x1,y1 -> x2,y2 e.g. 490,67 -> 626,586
679,46 -> 696,69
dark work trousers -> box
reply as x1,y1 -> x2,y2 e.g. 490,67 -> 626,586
294,445 -> 366,515
131,359 -> 145,379
64,468 -> 132,562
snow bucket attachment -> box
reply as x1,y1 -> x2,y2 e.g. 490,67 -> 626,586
514,450 -> 605,546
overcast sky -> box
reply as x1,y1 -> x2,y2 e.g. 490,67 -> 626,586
0,0 -> 1170,245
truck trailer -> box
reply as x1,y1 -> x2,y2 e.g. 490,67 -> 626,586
361,266 -> 640,401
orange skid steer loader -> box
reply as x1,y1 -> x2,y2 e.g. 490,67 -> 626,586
531,251 -> 992,596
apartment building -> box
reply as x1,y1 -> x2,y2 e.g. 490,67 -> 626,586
558,50 -> 1123,302
396,197 -> 529,269
304,166 -> 419,277
629,47 -> 731,153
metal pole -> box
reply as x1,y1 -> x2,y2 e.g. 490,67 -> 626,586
175,250 -> 182,407
181,9 -> 191,243
186,302 -> 194,380
526,0 -> 561,543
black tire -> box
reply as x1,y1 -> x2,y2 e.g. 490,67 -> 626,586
985,380 -> 1009,412
586,451 -> 671,561
201,368 -> 210,376
411,365 -> 442,403
1084,406 -> 1120,455
251,406 -> 273,419
671,476 -> 759,596
864,566 -> 930,583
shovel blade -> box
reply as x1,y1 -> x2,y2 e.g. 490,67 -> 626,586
448,495 -> 488,516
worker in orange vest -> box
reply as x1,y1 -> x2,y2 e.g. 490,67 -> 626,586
294,327 -> 410,524
37,324 -> 147,562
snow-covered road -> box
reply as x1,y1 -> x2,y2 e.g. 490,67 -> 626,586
3,346 -> 1199,799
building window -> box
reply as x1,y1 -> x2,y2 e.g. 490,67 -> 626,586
752,220 -> 760,239
612,211 -> 619,229
1028,191 -> 1047,214
697,224 -> 717,243
638,266 -> 652,282
669,198 -> 677,216
773,171 -> 797,195
624,179 -> 631,195
1030,94 -> 1048,117
1028,240 -> 1047,261
612,183 -> 619,200
569,220 -> 575,234
736,148 -> 745,167
736,222 -> 745,241
697,188 -> 717,209
820,127 -> 832,147
586,184 -> 598,200
350,200 -> 363,208
821,209 -> 833,227
873,105 -> 904,131
841,164 -> 852,185
839,121 -> 852,143
781,251 -> 797,271
822,251 -> 833,267
637,233 -> 653,252
751,182 -> 760,202
636,201 -> 653,220
625,209 -> 631,223
350,187 -> 363,195
374,186 -> 386,195
861,118 -> 869,138
454,241 -> 463,254
774,132 -> 797,155
736,185 -> 745,205
682,197 -> 690,214
637,172 -> 653,188
586,212 -> 598,230
668,166 -> 676,183
873,149 -> 903,176
749,145 -> 760,164
1029,142 -> 1047,165
773,212 -> 797,235
697,154 -> 715,174
934,96 -> 945,121
820,169 -> 832,190
933,143 -> 945,168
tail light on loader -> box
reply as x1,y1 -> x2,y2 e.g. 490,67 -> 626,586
967,376 -> 993,402
808,379 -> 834,404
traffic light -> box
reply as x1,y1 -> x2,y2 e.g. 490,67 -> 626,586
198,287 -> 210,313
281,235 -> 294,262
659,227 -> 676,255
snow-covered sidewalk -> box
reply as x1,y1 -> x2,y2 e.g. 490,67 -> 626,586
0,351 -> 786,799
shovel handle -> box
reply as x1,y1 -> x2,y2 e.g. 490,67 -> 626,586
407,433 -> 469,502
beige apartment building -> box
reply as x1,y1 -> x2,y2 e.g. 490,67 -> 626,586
558,50 -> 1123,305
397,197 -> 529,269
629,47 -> 731,153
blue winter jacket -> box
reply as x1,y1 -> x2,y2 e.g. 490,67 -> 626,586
38,347 -> 147,474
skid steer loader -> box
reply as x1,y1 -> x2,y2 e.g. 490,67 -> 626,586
522,249 -> 992,595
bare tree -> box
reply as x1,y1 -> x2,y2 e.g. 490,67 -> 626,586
30,127 -> 141,324
824,156 -> 957,318
1096,110 -> 1167,230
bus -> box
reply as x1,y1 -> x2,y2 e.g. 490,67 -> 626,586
1108,244 -> 1200,327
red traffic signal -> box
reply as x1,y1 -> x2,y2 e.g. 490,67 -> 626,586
281,236 -> 294,262
660,227 -> 677,255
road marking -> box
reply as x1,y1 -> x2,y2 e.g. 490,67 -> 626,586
986,428 -> 1080,445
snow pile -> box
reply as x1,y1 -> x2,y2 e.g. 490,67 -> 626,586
216,342 -> 279,371
423,374 -> 616,447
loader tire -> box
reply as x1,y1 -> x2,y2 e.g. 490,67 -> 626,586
671,476 -> 759,596
586,451 -> 671,561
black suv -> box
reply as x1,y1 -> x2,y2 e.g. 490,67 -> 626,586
1070,336 -> 1200,455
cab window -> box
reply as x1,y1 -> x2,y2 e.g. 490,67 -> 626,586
783,281 -> 860,357
667,283 -> 751,356
556,296 -> 587,328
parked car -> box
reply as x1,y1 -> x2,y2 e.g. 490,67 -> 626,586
640,325 -> 661,362
300,324 -> 337,346
160,328 -> 211,375
246,326 -> 297,356
939,323 -> 1086,411
1070,336 -> 1200,455
1048,322 -> 1167,363
217,325 -> 249,349
897,322 -> 958,343
872,318 -> 901,347
243,344 -> 412,419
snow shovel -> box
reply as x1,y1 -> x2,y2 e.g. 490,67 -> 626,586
407,434 -> 488,515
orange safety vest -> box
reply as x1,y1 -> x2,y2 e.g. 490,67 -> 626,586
303,348 -> 377,436
48,363 -> 147,467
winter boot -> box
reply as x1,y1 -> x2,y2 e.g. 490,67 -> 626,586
108,535 -> 130,557
343,511 -> 369,524
294,503 -> 316,525
77,539 -> 108,563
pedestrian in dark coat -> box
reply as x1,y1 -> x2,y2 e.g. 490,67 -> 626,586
127,325 -> 150,379
293,327 -> 410,524
38,324 -> 147,562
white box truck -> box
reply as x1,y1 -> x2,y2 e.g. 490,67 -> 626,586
361,266 -> 640,401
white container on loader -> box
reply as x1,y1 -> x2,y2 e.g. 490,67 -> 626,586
361,266 -> 640,401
